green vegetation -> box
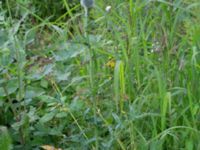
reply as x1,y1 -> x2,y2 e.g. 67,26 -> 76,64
0,0 -> 200,149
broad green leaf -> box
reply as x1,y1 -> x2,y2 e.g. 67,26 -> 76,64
27,64 -> 54,80
53,43 -> 86,61
0,79 -> 18,97
25,86 -> 45,99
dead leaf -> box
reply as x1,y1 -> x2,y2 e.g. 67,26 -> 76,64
41,145 -> 62,150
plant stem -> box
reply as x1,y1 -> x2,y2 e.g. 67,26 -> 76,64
83,9 -> 99,149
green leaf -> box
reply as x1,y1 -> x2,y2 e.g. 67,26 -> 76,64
55,112 -> 68,118
53,43 -> 86,61
70,100 -> 85,112
37,95 -> 58,103
0,48 -> 13,67
186,140 -> 194,150
25,86 -> 45,99
40,112 -> 56,123
0,126 -> 12,150
40,79 -> 49,89
0,79 -> 18,97
0,30 -> 8,46
27,64 -> 54,80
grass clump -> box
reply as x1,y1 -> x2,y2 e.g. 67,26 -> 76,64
0,0 -> 200,149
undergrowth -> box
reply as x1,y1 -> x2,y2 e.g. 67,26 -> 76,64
0,0 -> 200,149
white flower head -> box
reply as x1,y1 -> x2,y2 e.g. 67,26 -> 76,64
106,6 -> 112,12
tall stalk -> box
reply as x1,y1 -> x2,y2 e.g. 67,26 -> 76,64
82,4 -> 99,149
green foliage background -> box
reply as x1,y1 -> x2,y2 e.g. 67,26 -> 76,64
0,0 -> 200,149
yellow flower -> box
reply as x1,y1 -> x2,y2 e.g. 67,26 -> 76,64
106,59 -> 116,68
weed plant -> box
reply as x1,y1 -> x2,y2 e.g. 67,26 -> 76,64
0,0 -> 200,149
